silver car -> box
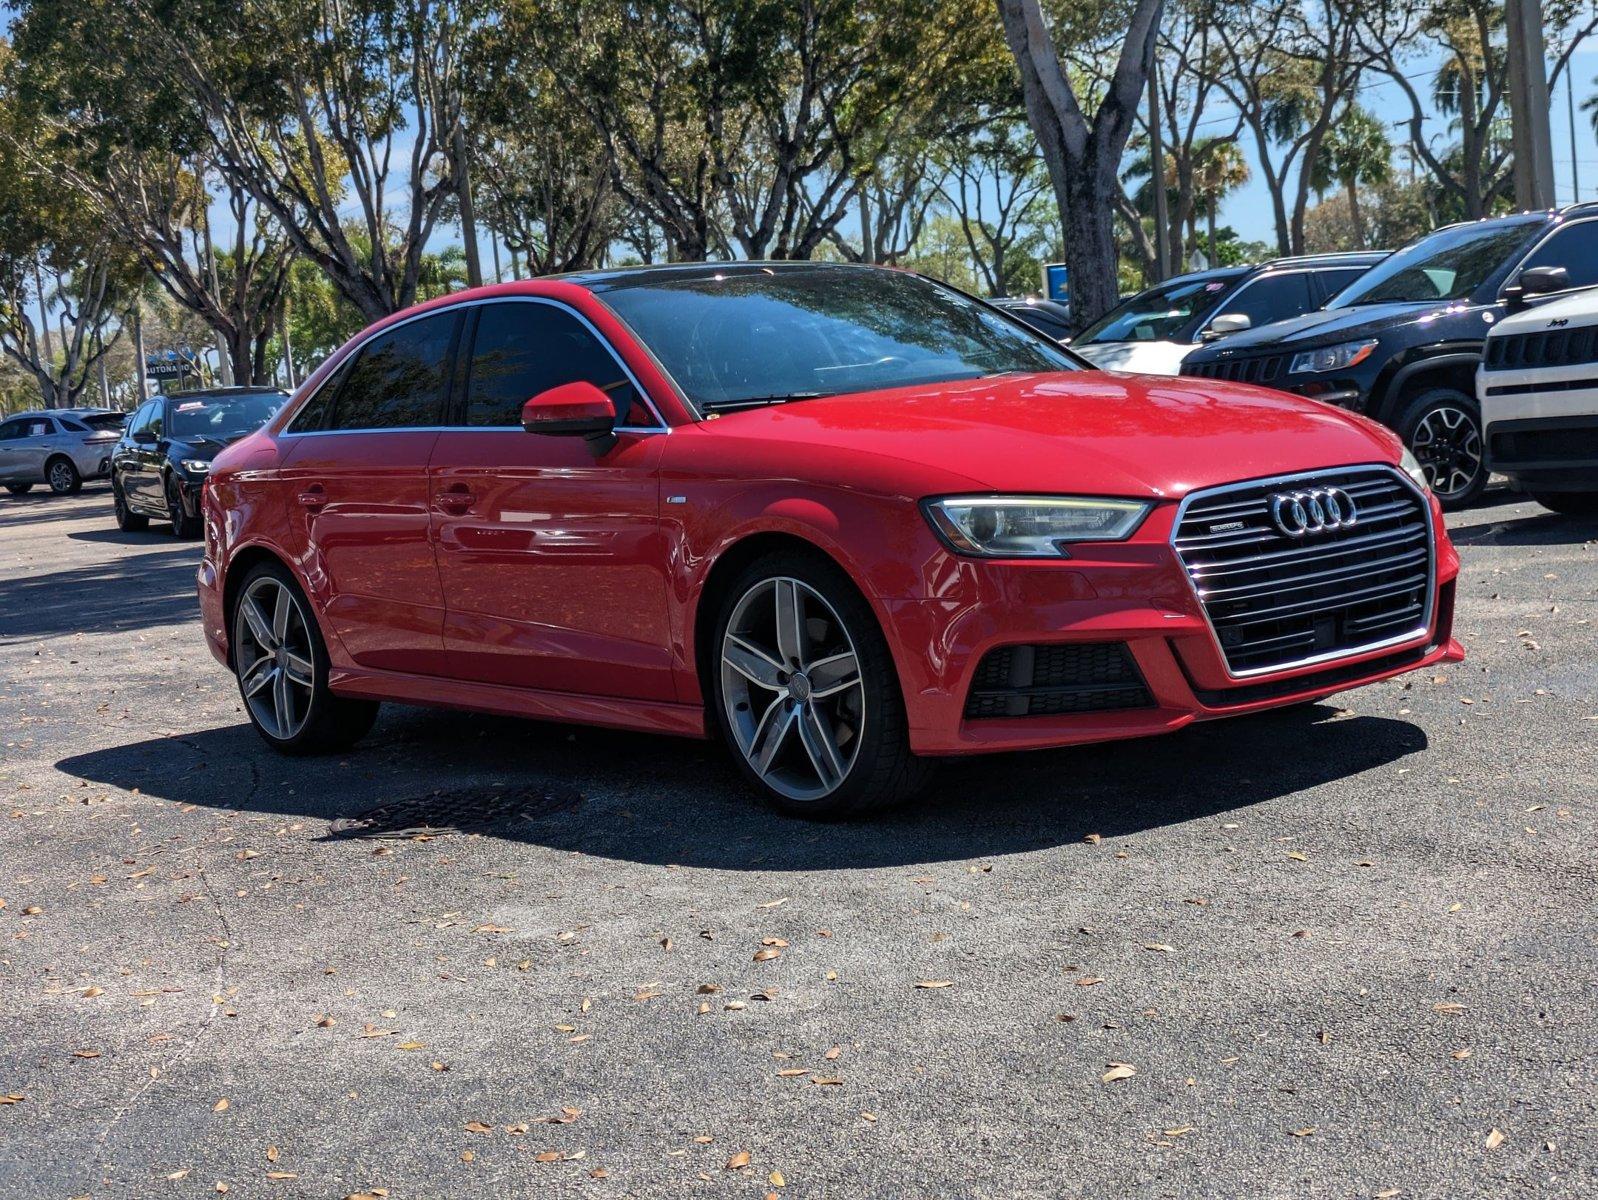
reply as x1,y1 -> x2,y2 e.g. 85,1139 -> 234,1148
0,409 -> 124,496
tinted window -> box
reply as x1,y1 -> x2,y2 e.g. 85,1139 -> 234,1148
59,417 -> 90,432
1330,218 -> 1544,305
0,419 -> 25,441
327,312 -> 459,432
465,302 -> 654,427
147,403 -> 164,440
168,392 -> 283,439
127,402 -> 154,437
81,411 -> 128,431
1211,273 -> 1314,331
12,418 -> 54,438
594,267 -> 1076,411
1518,220 -> 1598,290
1076,275 -> 1242,344
286,360 -> 351,434
1315,267 -> 1369,303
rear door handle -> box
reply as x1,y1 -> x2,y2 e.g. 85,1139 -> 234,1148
437,483 -> 474,512
297,484 -> 328,510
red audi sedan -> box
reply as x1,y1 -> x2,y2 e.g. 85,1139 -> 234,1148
198,263 -> 1463,816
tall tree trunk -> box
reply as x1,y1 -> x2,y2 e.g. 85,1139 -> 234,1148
1346,176 -> 1365,249
133,301 -> 148,405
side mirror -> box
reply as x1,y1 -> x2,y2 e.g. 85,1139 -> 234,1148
131,430 -> 157,445
1510,265 -> 1569,304
521,381 -> 619,454
1203,312 -> 1252,341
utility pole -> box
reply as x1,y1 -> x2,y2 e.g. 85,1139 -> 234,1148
1505,0 -> 1556,211
453,126 -> 484,288
1148,61 -> 1171,281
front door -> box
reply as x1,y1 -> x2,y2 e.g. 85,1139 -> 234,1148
429,299 -> 674,702
0,417 -> 31,482
278,309 -> 462,676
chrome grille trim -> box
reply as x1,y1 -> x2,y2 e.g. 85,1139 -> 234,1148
1172,464 -> 1436,678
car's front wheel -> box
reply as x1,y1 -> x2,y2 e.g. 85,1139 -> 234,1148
112,478 -> 149,532
166,474 -> 202,538
1397,388 -> 1486,509
231,562 -> 379,755
46,457 -> 82,495
710,552 -> 930,818
1529,490 -> 1598,517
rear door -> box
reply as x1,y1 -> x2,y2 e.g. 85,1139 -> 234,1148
278,309 -> 463,675
14,418 -> 57,482
429,298 -> 673,701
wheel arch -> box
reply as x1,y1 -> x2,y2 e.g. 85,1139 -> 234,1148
1371,352 -> 1481,426
221,543 -> 299,650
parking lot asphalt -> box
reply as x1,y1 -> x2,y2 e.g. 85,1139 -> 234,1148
1,483 -> 1594,1200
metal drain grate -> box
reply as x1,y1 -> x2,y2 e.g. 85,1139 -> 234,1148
327,785 -> 581,840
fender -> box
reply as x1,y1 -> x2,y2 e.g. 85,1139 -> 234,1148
1374,350 -> 1483,424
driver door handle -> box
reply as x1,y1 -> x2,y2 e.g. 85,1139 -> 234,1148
297,483 -> 328,510
437,483 -> 475,513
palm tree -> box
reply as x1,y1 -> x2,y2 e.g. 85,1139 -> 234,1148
1192,140 -> 1250,267
1310,107 -> 1394,250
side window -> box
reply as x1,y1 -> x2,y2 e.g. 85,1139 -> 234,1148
286,360 -> 351,433
1209,272 -> 1315,333
0,419 -> 24,441
59,417 -> 90,433
20,418 -> 53,438
1518,221 -> 1598,290
464,302 -> 655,428
326,312 -> 459,432
1315,267 -> 1368,304
146,403 -> 164,440
127,402 -> 152,436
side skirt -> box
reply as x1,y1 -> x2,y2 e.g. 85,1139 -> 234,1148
327,665 -> 709,741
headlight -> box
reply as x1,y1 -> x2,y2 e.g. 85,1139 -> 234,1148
1399,448 -> 1429,493
1288,339 -> 1378,375
180,459 -> 211,474
923,496 -> 1151,557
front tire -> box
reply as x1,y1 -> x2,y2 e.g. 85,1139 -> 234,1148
1529,490 -> 1598,517
1396,388 -> 1486,509
231,561 -> 380,755
46,457 -> 82,495
113,478 -> 149,532
709,551 -> 931,818
166,474 -> 202,538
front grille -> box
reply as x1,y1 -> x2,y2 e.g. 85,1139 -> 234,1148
964,642 -> 1152,719
1483,325 -> 1598,371
1173,466 -> 1433,676
1181,354 -> 1287,385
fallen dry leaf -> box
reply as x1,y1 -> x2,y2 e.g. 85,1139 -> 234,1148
1102,1063 -> 1137,1083
1290,1127 -> 1316,1137
1143,943 -> 1173,953
1485,1128 -> 1505,1150
726,1150 -> 751,1170
465,1122 -> 493,1135
752,948 -> 781,962
71,1049 -> 101,1059
212,1098 -> 229,1113
913,980 -> 953,989
769,1170 -> 786,1186
1075,976 -> 1103,987
534,1151 -> 561,1163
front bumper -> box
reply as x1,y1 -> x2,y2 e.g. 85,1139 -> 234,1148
1481,375 -> 1598,490
882,496 -> 1462,757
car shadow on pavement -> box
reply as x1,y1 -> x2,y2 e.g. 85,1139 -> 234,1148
0,542 -> 201,642
56,702 -> 1427,870
1445,508 -> 1597,547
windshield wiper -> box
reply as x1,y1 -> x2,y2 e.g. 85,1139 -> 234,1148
701,392 -> 830,413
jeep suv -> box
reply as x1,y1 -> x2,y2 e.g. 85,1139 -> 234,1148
1181,205 -> 1598,508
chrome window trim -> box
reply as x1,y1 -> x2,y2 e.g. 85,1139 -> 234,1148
1169,463 -> 1437,681
280,294 -> 669,437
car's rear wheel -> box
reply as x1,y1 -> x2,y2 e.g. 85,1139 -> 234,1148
5,483 -> 32,496
1529,490 -> 1598,517
710,552 -> 931,818
231,562 -> 379,755
46,457 -> 82,495
112,478 -> 149,532
166,474 -> 202,538
1397,388 -> 1486,509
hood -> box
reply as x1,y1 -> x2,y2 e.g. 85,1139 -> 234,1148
1492,288 -> 1598,335
1071,340 -> 1192,375
1186,302 -> 1449,358
711,372 -> 1403,499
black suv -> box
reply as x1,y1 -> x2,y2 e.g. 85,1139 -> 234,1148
1181,205 -> 1598,507
112,387 -> 286,536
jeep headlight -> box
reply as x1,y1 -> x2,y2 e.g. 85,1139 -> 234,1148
922,496 -> 1151,557
1289,339 -> 1378,375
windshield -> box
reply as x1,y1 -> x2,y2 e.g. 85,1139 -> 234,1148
1074,275 -> 1238,344
1328,218 -> 1544,306
168,392 -> 284,438
592,266 -> 1077,410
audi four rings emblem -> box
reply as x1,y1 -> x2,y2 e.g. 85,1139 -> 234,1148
1268,486 -> 1357,538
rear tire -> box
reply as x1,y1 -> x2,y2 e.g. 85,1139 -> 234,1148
5,483 -> 32,496
166,474 -> 202,538
46,457 -> 82,495
1396,388 -> 1486,510
708,550 -> 932,819
230,560 -> 380,755
1529,490 -> 1598,517
113,478 -> 149,532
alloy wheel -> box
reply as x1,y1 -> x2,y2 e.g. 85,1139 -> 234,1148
720,577 -> 866,802
1410,405 -> 1482,500
49,461 -> 75,493
235,576 -> 317,741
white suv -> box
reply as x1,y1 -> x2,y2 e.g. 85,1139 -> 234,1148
1479,282 -> 1598,516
